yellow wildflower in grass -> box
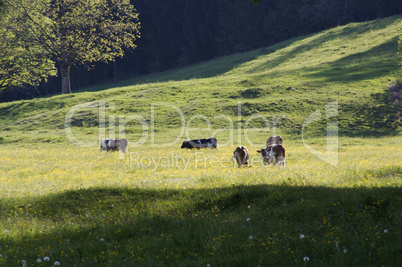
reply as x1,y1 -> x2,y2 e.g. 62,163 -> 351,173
0,137 -> 401,196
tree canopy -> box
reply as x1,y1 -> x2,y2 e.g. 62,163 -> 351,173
0,27 -> 57,90
1,0 -> 140,94
0,2 -> 56,91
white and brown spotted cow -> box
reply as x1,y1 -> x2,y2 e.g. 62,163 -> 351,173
257,144 -> 285,167
266,135 -> 283,146
100,138 -> 128,153
231,146 -> 250,168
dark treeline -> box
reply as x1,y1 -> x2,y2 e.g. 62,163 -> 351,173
1,0 -> 402,102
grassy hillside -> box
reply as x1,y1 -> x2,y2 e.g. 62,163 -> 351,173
0,15 -> 401,145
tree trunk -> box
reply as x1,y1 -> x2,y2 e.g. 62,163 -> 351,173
60,64 -> 72,94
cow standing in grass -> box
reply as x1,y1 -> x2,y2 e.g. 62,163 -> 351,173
100,138 -> 128,153
231,146 -> 250,168
181,138 -> 218,149
266,135 -> 283,146
257,144 -> 285,167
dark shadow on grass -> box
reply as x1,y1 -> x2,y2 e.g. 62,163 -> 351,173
338,85 -> 402,135
305,37 -> 398,83
242,16 -> 399,76
1,181 -> 402,265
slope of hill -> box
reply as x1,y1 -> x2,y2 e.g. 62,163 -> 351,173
0,15 -> 401,144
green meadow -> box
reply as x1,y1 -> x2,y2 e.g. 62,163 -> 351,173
0,16 -> 401,266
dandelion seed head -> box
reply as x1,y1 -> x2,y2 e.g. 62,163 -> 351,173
249,235 -> 253,240
384,229 -> 388,234
37,258 -> 42,263
343,247 -> 348,253
300,234 -> 305,239
4,230 -> 9,234
303,256 -> 309,261
100,238 -> 104,242
54,260 -> 60,266
246,218 -> 251,222
44,256 -> 50,261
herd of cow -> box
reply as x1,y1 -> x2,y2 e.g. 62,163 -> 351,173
231,135 -> 285,168
100,135 -> 285,168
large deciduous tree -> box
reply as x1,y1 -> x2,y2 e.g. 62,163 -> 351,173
3,0 -> 140,94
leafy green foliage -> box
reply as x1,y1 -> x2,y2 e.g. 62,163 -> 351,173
0,5 -> 57,90
2,0 -> 140,94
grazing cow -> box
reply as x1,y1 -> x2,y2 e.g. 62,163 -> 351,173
231,146 -> 250,168
257,144 -> 286,167
266,135 -> 283,146
181,138 -> 218,149
100,138 -> 128,153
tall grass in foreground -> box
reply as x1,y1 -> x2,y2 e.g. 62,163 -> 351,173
0,136 -> 401,266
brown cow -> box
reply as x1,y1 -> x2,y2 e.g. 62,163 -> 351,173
100,138 -> 128,153
257,144 -> 285,167
266,135 -> 283,146
231,146 -> 250,168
